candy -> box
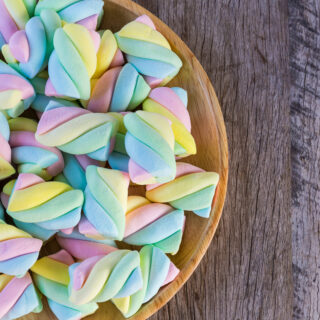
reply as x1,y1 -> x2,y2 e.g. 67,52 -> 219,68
0,219 -> 42,277
78,166 -> 129,240
108,113 -> 129,172
143,87 -> 197,157
0,273 -> 42,320
93,30 -> 124,79
68,250 -> 143,305
146,162 -> 219,218
2,9 -> 61,79
0,60 -> 35,118
56,229 -> 117,260
0,112 -> 15,180
9,117 -> 64,181
35,104 -> 119,161
124,111 -> 176,185
54,153 -> 104,191
0,0 -> 37,44
112,245 -> 179,318
87,63 -> 150,113
115,15 -> 182,88
31,249 -> 98,319
45,23 -> 97,100
0,179 -> 14,210
7,173 -> 84,240
35,0 -> 104,31
123,196 -> 185,255
30,76 -> 80,115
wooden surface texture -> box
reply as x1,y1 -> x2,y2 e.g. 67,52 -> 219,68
290,1 -> 320,319
131,0 -> 318,319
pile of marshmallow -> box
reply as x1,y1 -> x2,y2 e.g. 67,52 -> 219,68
0,1 -> 219,319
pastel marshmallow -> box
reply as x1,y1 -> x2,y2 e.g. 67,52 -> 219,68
124,111 -> 176,185
0,219 -> 42,277
115,15 -> 182,87
45,23 -> 97,100
31,249 -> 98,319
79,166 -> 129,240
3,9 -> 61,79
9,117 -> 64,180
6,173 -> 84,240
112,245 -> 179,318
35,104 -> 119,161
124,196 -> 185,254
0,112 -> 15,180
35,0 -> 104,31
0,60 -> 35,118
143,87 -> 196,157
0,273 -> 43,320
68,249 -> 143,305
87,63 -> 150,113
146,162 -> 220,218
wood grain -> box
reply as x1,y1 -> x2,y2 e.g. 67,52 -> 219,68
131,1 -> 293,319
289,1 -> 320,319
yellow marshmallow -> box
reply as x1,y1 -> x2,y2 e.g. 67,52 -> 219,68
118,21 -> 171,49
31,257 -> 70,285
64,24 -> 97,78
8,182 -> 72,212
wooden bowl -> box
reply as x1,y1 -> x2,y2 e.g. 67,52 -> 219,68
22,0 -> 228,319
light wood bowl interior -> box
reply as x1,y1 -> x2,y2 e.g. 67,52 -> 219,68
20,0 -> 229,319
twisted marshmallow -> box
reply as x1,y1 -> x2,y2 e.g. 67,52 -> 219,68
146,162 -> 220,218
0,60 -> 35,118
0,112 -> 15,180
78,166 -> 129,240
54,153 -> 104,191
56,229 -> 117,261
31,249 -> 98,320
115,15 -> 182,88
35,105 -> 119,161
9,117 -> 64,181
0,219 -> 42,277
45,23 -> 97,100
68,249 -> 143,305
93,29 -> 124,79
7,173 -> 84,240
35,0 -> 104,30
123,196 -> 185,255
1,179 -> 14,210
0,273 -> 42,320
0,0 -> 36,44
31,77 -> 80,116
143,87 -> 196,157
124,111 -> 176,185
87,63 -> 150,113
2,9 -> 61,79
108,112 -> 130,172
113,245 -> 179,318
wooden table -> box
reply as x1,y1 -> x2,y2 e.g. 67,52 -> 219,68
132,1 -> 319,319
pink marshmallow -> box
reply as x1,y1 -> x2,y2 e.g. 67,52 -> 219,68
0,273 -> 32,319
0,238 -> 42,261
124,203 -> 172,238
9,30 -> 29,63
149,87 -> 191,131
72,255 -> 104,290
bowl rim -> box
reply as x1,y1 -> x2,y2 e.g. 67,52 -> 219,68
104,0 -> 229,319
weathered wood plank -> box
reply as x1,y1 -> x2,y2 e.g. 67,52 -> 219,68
132,0 -> 293,319
289,1 -> 320,319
